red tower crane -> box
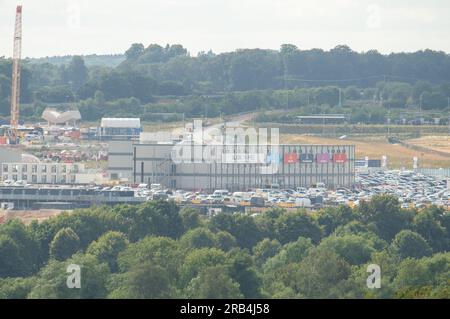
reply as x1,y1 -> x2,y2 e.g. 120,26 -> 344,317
9,5 -> 23,145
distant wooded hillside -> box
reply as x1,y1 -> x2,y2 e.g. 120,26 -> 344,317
1,44 -> 449,121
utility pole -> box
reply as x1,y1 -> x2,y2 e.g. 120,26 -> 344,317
387,109 -> 390,136
448,97 -> 450,135
448,115 -> 450,135
283,54 -> 289,108
380,75 -> 387,108
419,92 -> 424,114
380,75 -> 390,138
9,5 -> 22,145
322,111 -> 325,137
419,92 -> 425,137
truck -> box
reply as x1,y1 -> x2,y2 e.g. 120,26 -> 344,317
250,196 -> 265,207
295,198 -> 312,208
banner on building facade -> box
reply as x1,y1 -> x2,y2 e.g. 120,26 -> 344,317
316,153 -> 330,164
266,153 -> 281,164
332,153 -> 347,163
299,153 -> 315,163
283,153 -> 298,164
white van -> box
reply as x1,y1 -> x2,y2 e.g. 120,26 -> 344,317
295,198 -> 312,208
213,189 -> 229,196
150,183 -> 162,190
2,180 -> 13,186
231,192 -> 249,204
0,202 -> 14,210
315,182 -> 326,190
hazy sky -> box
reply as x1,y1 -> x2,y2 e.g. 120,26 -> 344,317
1,0 -> 449,58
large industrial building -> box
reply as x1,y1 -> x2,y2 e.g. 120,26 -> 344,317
108,140 -> 355,191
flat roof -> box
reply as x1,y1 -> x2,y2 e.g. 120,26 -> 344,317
101,118 -> 141,128
297,115 -> 347,119
133,142 -> 355,147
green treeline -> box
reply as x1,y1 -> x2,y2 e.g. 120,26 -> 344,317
1,44 -> 450,122
0,195 -> 449,299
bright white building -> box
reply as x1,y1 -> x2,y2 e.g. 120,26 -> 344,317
1,162 -> 84,184
99,118 -> 141,140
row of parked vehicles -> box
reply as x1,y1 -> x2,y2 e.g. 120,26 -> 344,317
132,172 -> 450,210
2,171 -> 448,210
143,186 -> 326,209
353,170 -> 450,209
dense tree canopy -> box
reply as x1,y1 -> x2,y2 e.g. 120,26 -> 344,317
390,230 -> 433,259
185,266 -> 243,299
49,227 -> 80,261
1,44 -> 450,122
86,231 -> 129,272
0,195 -> 448,299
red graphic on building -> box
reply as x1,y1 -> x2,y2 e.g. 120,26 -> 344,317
284,153 -> 298,164
332,153 -> 347,163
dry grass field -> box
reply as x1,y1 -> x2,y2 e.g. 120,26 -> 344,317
406,136 -> 450,155
0,210 -> 67,225
142,121 -> 187,132
282,134 -> 450,169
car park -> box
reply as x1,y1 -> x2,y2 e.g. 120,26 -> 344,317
1,169 -> 448,210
